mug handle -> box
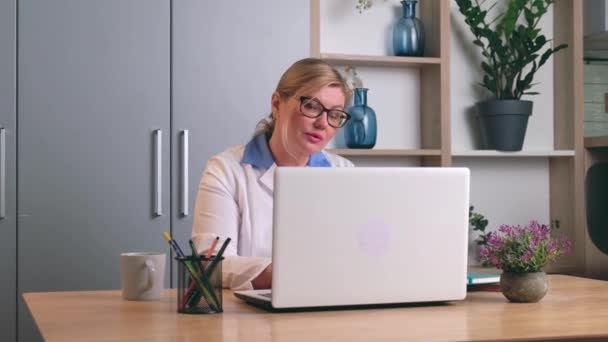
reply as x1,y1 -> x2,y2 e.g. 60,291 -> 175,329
143,259 -> 156,291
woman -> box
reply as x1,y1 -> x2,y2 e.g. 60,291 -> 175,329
192,58 -> 354,290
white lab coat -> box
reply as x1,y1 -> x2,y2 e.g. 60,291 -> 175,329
192,134 -> 353,290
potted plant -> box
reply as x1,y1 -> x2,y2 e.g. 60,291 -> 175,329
455,0 -> 567,151
470,206 -> 490,245
480,220 -> 571,302
469,206 -> 490,264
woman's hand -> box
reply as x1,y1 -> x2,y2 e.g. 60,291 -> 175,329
251,264 -> 272,289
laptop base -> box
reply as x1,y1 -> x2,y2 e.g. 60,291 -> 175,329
233,291 -> 452,313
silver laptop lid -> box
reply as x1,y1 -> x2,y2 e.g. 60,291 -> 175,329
271,167 -> 470,308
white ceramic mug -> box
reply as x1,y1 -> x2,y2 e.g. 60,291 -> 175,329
120,252 -> 166,301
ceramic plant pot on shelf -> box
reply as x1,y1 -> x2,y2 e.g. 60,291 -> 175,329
476,99 -> 533,151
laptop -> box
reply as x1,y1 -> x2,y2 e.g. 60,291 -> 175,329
234,167 -> 470,310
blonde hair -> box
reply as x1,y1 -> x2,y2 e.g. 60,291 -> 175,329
255,58 -> 352,136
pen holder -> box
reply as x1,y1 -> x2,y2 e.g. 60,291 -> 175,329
175,255 -> 223,314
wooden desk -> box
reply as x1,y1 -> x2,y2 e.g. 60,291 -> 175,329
24,275 -> 608,341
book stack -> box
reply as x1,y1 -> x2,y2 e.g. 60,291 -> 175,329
467,272 -> 501,292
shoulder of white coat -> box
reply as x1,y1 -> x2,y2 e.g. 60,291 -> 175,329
322,150 -> 355,167
211,145 -> 246,167
202,145 -> 246,183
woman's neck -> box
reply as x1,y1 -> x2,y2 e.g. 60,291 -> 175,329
268,133 -> 308,167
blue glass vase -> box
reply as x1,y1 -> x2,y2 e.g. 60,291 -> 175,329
393,0 -> 425,57
345,88 -> 377,149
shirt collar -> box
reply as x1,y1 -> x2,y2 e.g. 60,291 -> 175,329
241,133 -> 331,168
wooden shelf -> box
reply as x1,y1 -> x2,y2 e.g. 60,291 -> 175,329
585,136 -> 608,148
452,150 -> 576,157
312,1 -> 585,274
328,149 -> 441,157
320,53 -> 441,68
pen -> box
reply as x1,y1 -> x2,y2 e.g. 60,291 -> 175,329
163,231 -> 185,257
182,237 -> 220,309
188,239 -> 207,276
163,232 -> 218,311
204,237 -> 221,267
187,239 -> 221,311
205,237 -> 231,277
190,236 -> 230,309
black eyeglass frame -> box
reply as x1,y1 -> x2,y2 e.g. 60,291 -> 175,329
298,96 -> 351,128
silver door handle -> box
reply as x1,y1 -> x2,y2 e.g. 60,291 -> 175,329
181,130 -> 189,216
0,128 -> 5,219
154,129 -> 162,216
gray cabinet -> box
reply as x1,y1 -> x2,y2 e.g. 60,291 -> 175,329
17,1 -> 169,340
0,1 -> 16,341
5,1 -> 310,340
170,0 -> 310,272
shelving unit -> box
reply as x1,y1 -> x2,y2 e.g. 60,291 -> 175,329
551,0 -> 584,274
328,148 -> 441,157
584,136 -> 608,148
319,53 -> 441,68
452,150 -> 576,157
312,1 -> 585,275
311,0 -> 450,167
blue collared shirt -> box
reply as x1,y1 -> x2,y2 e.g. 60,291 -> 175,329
241,133 -> 331,168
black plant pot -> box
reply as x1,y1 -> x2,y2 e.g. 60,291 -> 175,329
476,99 -> 533,151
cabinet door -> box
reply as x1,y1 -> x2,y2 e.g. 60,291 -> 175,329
170,0 -> 310,278
18,1 -> 169,340
0,0 -> 16,341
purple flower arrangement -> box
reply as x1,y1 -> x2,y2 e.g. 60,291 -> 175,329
479,221 -> 572,273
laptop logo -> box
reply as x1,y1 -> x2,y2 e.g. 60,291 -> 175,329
358,219 -> 392,256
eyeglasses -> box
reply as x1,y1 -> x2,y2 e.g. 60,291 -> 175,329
298,96 -> 351,128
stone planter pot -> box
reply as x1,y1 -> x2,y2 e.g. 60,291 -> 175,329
500,271 -> 548,303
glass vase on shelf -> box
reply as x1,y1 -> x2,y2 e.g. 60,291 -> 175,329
393,0 -> 425,57
344,88 -> 377,149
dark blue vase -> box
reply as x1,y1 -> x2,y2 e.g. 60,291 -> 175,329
345,88 -> 377,149
393,0 -> 425,57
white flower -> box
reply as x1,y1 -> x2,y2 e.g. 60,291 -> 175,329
356,0 -> 373,13
344,66 -> 363,89
355,0 -> 389,14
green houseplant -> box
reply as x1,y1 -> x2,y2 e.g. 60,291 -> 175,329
468,205 -> 490,264
469,205 -> 490,246
455,0 -> 567,151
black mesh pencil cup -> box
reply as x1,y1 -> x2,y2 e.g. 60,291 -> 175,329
176,255 -> 223,314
